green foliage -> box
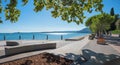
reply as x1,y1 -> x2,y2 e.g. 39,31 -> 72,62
22,0 -> 28,6
112,30 -> 120,34
1,0 -> 21,23
0,20 -> 2,23
85,13 -> 115,33
0,17 -> 2,23
0,0 -> 103,24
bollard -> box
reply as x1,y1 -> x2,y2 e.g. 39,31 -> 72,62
61,35 -> 63,40
46,35 -> 48,40
33,35 -> 35,40
19,35 -> 21,40
4,35 -> 6,40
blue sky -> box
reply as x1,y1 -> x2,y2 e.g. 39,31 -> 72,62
0,0 -> 120,33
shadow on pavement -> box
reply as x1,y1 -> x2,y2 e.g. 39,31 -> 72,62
81,49 -> 120,65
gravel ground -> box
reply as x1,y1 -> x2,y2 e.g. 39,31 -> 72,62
0,52 -> 73,65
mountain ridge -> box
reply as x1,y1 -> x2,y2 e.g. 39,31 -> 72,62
41,28 -> 91,33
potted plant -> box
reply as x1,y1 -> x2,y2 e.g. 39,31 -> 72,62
97,36 -> 105,44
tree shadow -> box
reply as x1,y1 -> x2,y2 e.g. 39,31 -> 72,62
64,53 -> 88,65
48,49 -> 120,65
81,49 -> 120,65
41,52 -> 73,65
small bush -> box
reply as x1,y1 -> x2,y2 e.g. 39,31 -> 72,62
112,30 -> 120,34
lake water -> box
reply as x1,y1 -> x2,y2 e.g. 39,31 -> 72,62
0,32 -> 90,40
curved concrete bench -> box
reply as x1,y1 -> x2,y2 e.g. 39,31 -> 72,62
5,42 -> 56,56
65,37 -> 85,41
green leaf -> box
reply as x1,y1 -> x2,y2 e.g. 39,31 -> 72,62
0,17 -> 2,23
22,0 -> 28,6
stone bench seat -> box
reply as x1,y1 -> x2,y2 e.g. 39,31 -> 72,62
5,42 -> 56,56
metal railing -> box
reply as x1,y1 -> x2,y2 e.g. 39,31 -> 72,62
1,35 -> 64,40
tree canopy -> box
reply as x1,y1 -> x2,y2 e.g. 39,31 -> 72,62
0,0 -> 103,24
85,13 -> 115,35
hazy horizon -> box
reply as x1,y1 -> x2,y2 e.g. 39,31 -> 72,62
0,27 -> 88,33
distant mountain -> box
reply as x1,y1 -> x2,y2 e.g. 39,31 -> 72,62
41,28 -> 91,33
41,31 -> 76,33
77,28 -> 91,33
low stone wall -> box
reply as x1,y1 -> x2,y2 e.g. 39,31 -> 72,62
65,37 -> 85,41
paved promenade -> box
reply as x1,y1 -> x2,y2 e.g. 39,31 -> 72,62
0,36 -> 120,65
49,36 -> 89,55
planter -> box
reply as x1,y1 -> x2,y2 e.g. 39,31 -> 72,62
97,37 -> 106,44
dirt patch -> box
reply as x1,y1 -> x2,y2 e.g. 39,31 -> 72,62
0,52 -> 73,65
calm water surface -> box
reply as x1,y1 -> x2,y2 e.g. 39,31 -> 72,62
0,32 -> 90,40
